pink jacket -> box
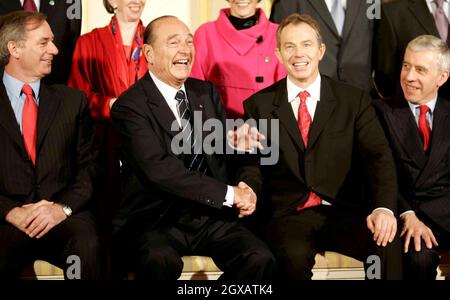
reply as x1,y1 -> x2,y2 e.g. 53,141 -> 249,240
191,8 -> 286,118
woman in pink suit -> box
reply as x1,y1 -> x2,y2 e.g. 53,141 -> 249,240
191,0 -> 286,119
68,0 -> 148,236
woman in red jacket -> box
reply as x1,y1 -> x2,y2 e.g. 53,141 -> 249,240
68,0 -> 148,236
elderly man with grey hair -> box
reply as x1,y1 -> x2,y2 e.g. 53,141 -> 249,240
374,34 -> 450,280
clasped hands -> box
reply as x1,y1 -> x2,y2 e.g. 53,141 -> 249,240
233,181 -> 257,218
5,199 -> 67,239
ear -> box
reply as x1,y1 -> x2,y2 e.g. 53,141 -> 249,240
142,43 -> 154,65
275,47 -> 283,64
7,41 -> 21,60
107,0 -> 117,9
438,70 -> 450,87
318,43 -> 326,61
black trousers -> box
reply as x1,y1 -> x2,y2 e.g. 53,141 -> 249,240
0,211 -> 101,280
113,215 -> 277,280
265,205 -> 403,280
402,221 -> 450,280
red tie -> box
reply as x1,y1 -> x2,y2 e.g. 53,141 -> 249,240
418,105 -> 431,151
296,90 -> 321,211
22,84 -> 38,165
23,0 -> 37,11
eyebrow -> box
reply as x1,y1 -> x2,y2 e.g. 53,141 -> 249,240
167,33 -> 193,40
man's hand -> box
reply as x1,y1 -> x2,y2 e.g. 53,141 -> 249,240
5,200 -> 54,233
400,212 -> 438,253
366,210 -> 397,247
233,181 -> 257,218
227,123 -> 265,152
22,200 -> 67,239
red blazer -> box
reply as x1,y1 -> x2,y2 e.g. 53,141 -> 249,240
68,17 -> 148,120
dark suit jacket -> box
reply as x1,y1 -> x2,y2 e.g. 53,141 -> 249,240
0,0 -> 82,84
374,0 -> 450,99
270,0 -> 374,92
0,73 -> 99,220
374,97 -> 450,234
111,73 -> 233,234
238,76 -> 397,219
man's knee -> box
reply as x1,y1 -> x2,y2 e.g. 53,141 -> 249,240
275,246 -> 316,280
404,245 -> 440,269
135,247 -> 183,280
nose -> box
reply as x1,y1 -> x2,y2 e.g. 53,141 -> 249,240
48,41 -> 59,55
404,68 -> 417,81
294,45 -> 304,58
179,41 -> 191,54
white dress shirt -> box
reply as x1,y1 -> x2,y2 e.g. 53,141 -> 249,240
324,0 -> 347,12
407,96 -> 437,130
426,0 -> 450,20
149,71 -> 234,207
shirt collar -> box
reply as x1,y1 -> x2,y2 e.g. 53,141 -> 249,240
2,71 -> 40,99
287,74 -> 321,103
407,95 -> 438,114
148,71 -> 186,102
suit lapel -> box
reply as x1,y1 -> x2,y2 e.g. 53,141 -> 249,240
36,84 -> 61,153
0,80 -> 25,151
389,98 -> 428,168
306,0 -> 340,37
341,0 -> 363,40
272,80 -> 304,152
408,0 -> 440,36
307,77 -> 336,150
271,79 -> 305,183
185,79 -> 205,153
141,73 -> 180,138
416,98 -> 450,188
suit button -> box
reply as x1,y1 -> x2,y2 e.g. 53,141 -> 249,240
35,184 -> 40,189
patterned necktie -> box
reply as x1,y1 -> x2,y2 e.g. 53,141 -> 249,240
22,84 -> 38,165
175,90 -> 207,173
418,105 -> 431,151
23,0 -> 37,11
296,90 -> 321,211
331,0 -> 345,36
435,0 -> 449,41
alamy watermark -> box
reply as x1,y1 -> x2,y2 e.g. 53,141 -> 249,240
170,112 -> 280,166
66,0 -> 81,20
65,254 -> 81,279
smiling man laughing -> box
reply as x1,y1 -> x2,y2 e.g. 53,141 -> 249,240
110,15 -> 276,280
237,13 -> 403,280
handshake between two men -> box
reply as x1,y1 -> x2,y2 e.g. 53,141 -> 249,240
228,124 -> 266,219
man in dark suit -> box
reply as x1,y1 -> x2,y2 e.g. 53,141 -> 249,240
0,11 -> 99,279
0,0 -> 81,85
270,0 -> 374,92
237,13 -> 402,280
374,0 -> 450,99
374,35 -> 450,280
110,15 -> 276,280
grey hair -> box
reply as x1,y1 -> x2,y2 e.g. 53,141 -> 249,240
406,35 -> 450,71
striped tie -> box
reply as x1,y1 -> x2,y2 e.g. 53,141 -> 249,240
175,90 -> 207,173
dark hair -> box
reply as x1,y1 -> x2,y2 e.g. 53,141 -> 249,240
103,0 -> 115,14
0,11 -> 47,66
276,13 -> 322,48
144,15 -> 177,45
